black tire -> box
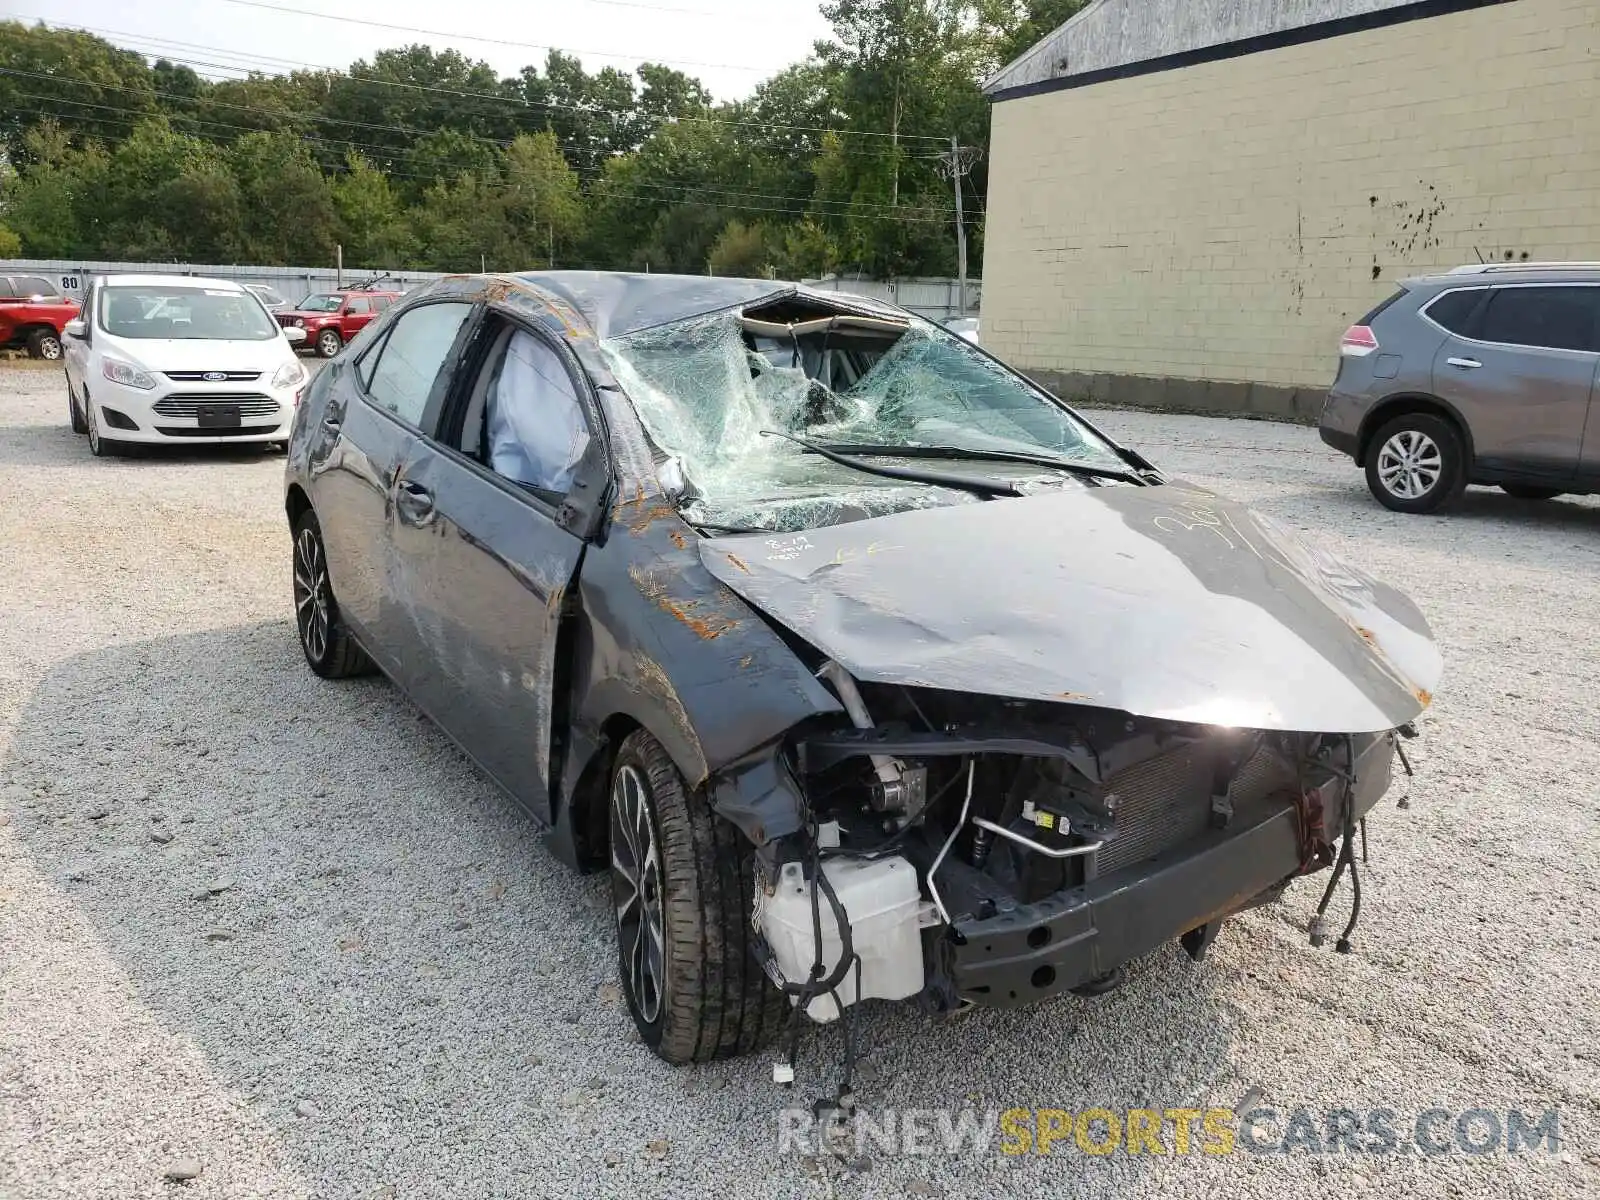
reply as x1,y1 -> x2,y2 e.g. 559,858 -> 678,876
1364,412 -> 1467,514
291,509 -> 373,679
68,381 -> 87,434
1500,484 -> 1563,501
83,392 -> 126,458
608,729 -> 785,1064
315,328 -> 342,358
27,328 -> 63,361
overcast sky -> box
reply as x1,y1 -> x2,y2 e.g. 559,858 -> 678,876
3,0 -> 837,101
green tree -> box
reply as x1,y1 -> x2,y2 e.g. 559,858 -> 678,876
0,124 -> 102,257
0,224 -> 20,257
331,154 -> 417,269
500,131 -> 585,267
406,128 -> 501,200
0,22 -> 157,163
229,130 -> 338,263
321,45 -> 519,176
707,220 -> 779,277
103,118 -> 243,260
978,0 -> 1088,69
811,0 -> 991,275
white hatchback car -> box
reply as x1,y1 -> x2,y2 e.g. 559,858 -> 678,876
62,275 -> 309,456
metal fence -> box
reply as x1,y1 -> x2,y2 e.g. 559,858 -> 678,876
0,259 -> 447,303
1,258 -> 981,323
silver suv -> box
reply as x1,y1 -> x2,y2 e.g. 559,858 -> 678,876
1320,262 -> 1600,512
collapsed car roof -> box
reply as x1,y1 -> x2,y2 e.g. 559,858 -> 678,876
509,271 -> 905,340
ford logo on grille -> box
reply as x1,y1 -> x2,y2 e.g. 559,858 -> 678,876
202,371 -> 228,382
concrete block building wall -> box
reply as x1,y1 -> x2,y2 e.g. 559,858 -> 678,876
981,0 -> 1600,419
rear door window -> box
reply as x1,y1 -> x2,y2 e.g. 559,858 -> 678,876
1423,288 -> 1487,336
362,301 -> 474,429
1476,286 -> 1600,353
13,276 -> 58,299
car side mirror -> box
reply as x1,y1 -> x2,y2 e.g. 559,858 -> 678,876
283,326 -> 307,346
64,319 -> 86,340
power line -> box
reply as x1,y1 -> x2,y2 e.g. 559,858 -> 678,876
5,97 -> 958,225
10,14 -> 954,153
210,0 -> 772,77
205,0 -> 949,139
103,35 -> 942,163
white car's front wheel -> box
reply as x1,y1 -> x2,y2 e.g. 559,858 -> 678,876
84,393 -> 123,458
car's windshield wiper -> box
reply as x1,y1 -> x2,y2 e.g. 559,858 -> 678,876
812,442 -> 1151,487
759,430 -> 1023,498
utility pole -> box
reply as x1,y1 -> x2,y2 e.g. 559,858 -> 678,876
937,137 -> 982,317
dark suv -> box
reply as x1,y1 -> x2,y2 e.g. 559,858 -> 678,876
1320,262 -> 1600,512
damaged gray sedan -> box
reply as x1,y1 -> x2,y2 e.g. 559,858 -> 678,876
283,272 -> 1441,1070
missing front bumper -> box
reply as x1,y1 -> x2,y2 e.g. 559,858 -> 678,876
946,741 -> 1392,1007
947,799 -> 1301,1005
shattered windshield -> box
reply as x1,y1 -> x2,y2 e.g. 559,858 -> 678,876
603,305 -> 1127,532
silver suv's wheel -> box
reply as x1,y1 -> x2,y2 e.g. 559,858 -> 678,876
1365,412 -> 1466,514
1376,430 -> 1441,500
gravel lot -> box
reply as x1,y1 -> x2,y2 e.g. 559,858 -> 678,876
1,359 -> 1596,1199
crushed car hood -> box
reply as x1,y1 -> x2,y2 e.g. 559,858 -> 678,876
701,485 -> 1441,734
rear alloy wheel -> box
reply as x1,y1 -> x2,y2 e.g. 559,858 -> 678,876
28,329 -> 63,361
1365,413 -> 1466,514
1500,484 -> 1564,501
315,329 -> 342,358
291,511 -> 373,678
608,730 -> 785,1063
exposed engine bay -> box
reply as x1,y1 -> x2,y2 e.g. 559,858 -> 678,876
743,658 -> 1406,1106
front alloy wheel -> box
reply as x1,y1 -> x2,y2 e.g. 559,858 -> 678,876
315,329 -> 342,358
605,730 -> 785,1063
84,394 -> 121,457
611,763 -> 667,1027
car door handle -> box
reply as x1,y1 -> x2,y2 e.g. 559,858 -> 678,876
322,416 -> 342,432
395,480 -> 435,524
1446,357 -> 1482,369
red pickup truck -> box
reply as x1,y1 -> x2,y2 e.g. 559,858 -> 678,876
274,287 -> 401,358
0,273 -> 82,360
